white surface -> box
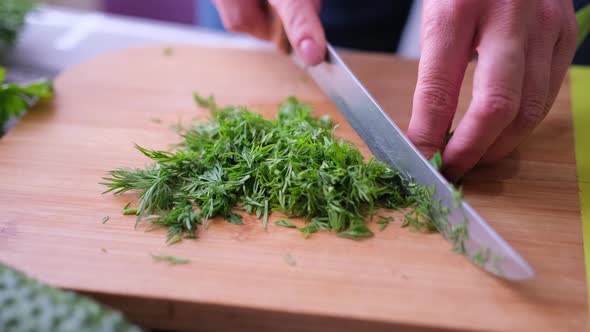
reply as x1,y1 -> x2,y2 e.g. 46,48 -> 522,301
53,13 -> 106,50
30,5 -> 270,49
5,4 -> 424,83
4,5 -> 271,80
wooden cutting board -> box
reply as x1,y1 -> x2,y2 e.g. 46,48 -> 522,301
0,45 -> 586,332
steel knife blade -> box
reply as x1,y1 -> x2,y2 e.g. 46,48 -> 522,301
292,45 -> 534,280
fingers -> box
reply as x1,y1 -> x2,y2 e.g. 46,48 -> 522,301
442,11 -> 527,179
212,0 -> 326,65
213,0 -> 271,40
269,0 -> 325,66
482,0 -> 564,162
407,0 -> 478,159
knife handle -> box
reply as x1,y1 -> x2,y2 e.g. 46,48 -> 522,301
260,1 -> 292,55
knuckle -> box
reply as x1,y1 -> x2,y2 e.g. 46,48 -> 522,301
271,0 -> 318,44
521,94 -> 546,114
416,75 -> 458,111
449,137 -> 486,161
285,14 -> 312,41
537,0 -> 560,29
518,95 -> 548,128
475,90 -> 519,123
406,129 -> 443,156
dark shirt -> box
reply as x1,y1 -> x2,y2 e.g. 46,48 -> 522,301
574,0 -> 590,65
321,0 -> 589,65
320,0 -> 412,54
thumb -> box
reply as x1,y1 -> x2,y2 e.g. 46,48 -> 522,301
269,0 -> 326,66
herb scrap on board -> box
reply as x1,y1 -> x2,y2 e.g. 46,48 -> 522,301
151,254 -> 190,265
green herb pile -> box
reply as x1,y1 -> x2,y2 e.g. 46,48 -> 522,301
0,263 -> 142,332
0,0 -> 35,49
0,66 -> 53,133
103,96 -> 441,243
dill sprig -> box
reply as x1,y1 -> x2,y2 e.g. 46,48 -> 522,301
284,254 -> 296,266
377,216 -> 394,231
102,95 -> 446,243
151,254 -> 190,265
0,0 -> 35,48
275,220 -> 297,228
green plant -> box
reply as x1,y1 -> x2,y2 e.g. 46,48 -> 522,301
0,66 -> 52,134
0,0 -> 35,48
0,263 -> 142,332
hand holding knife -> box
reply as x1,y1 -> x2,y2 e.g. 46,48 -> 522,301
269,2 -> 534,280
215,0 -> 537,280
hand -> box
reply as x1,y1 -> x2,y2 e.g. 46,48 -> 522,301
407,0 -> 578,179
213,0 -> 326,65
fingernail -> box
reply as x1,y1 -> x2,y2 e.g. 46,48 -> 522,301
298,38 -> 323,66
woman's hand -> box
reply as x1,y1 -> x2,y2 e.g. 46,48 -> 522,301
407,0 -> 578,178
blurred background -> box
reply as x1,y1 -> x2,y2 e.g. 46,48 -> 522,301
39,0 -> 590,64
42,0 -> 221,27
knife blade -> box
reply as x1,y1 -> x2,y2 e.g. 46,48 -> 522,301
291,45 -> 534,281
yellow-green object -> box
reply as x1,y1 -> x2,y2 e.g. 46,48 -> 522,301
570,66 -> 590,310
577,4 -> 590,48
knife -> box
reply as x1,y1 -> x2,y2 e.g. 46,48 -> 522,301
269,12 -> 534,280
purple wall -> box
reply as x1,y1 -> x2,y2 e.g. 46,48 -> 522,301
103,0 -> 195,25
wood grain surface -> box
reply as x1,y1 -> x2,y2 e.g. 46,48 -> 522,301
0,46 -> 586,332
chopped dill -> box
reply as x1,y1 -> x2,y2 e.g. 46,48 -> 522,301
492,254 -> 505,277
472,247 -> 491,267
284,254 -> 296,266
451,185 -> 464,208
151,254 -> 190,265
102,95 -> 450,244
449,217 -> 469,254
429,151 -> 443,171
102,216 -> 110,224
122,208 -> 138,216
337,223 -> 374,240
300,224 -> 318,239
163,47 -> 174,56
377,216 -> 394,231
275,220 -> 297,228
